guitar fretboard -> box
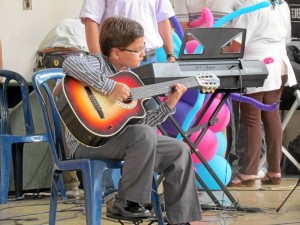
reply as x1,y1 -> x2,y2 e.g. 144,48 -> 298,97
130,76 -> 216,100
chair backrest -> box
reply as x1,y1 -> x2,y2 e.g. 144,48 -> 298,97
32,68 -> 66,165
0,70 -> 34,135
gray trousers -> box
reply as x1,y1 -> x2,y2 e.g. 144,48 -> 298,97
74,124 -> 202,223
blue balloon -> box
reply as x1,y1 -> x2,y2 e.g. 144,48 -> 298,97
215,132 -> 227,156
195,155 -> 232,190
176,92 -> 205,140
156,31 -> 181,62
213,1 -> 271,28
156,46 -> 167,62
193,45 -> 204,54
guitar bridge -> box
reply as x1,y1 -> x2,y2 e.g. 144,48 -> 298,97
84,86 -> 105,119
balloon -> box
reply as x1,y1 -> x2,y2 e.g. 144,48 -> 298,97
188,7 -> 214,28
185,40 -> 202,54
161,90 -> 204,138
213,1 -> 271,28
193,45 -> 204,54
263,57 -> 274,64
161,101 -> 196,137
170,16 -> 184,40
180,89 -> 200,106
156,31 -> 181,62
155,47 -> 166,63
215,132 -> 227,156
230,93 -> 279,111
197,94 -> 230,132
176,91 -> 205,140
190,128 -> 218,163
194,155 -> 232,190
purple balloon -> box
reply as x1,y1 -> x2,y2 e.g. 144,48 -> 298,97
170,16 -> 184,41
230,93 -> 279,111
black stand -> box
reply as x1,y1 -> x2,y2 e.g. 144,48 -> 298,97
156,90 -> 260,212
277,177 -> 300,212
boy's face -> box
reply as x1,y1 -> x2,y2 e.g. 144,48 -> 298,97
116,37 -> 145,69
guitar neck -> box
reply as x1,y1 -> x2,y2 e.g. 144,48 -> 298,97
130,74 -> 218,100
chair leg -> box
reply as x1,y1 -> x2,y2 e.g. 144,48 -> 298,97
49,172 -> 60,225
151,175 -> 164,225
82,160 -> 106,225
12,143 -> 24,199
58,174 -> 67,200
0,141 -> 13,204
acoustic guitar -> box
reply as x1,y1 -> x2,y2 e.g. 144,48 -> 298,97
53,70 -> 219,147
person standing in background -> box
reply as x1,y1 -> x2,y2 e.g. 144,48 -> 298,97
80,0 -> 176,64
229,0 -> 297,187
172,0 -> 245,31
79,0 -> 177,213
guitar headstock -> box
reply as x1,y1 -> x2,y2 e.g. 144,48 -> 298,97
195,73 -> 220,93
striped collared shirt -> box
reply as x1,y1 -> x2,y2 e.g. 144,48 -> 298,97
62,54 -> 175,157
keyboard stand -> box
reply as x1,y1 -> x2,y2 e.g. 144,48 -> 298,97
156,90 -> 260,212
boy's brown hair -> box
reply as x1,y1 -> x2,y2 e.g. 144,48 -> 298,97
100,16 -> 144,56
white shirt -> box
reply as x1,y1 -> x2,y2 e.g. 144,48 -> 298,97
231,0 -> 297,93
173,0 -> 245,23
80,0 -> 175,50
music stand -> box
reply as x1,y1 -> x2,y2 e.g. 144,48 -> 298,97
178,27 -> 246,61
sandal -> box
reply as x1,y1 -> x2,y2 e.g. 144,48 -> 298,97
261,174 -> 281,185
228,174 -> 255,187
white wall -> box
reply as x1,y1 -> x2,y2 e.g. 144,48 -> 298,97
0,0 -> 83,81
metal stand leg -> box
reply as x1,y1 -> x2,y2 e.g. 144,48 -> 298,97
277,177 -> 300,212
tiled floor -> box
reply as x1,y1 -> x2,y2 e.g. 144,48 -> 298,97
1,176 -> 300,225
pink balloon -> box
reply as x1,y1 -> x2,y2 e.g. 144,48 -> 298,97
196,94 -> 230,132
263,57 -> 274,64
185,40 -> 199,53
190,128 -> 218,163
188,7 -> 214,28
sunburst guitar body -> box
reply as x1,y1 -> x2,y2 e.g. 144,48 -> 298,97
53,70 -> 219,147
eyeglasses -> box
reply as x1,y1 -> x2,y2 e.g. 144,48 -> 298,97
118,43 -> 145,54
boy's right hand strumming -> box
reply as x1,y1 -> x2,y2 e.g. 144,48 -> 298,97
110,82 -> 130,102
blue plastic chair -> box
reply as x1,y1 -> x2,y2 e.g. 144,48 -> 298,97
32,68 -> 164,225
0,70 -> 49,204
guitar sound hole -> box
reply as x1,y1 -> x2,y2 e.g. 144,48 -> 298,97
123,99 -> 132,104
123,94 -> 133,103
